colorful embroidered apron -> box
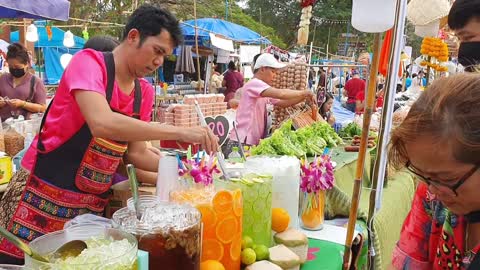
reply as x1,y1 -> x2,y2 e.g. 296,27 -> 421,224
0,52 -> 142,258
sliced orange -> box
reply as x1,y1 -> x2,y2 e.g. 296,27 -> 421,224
229,235 -> 242,260
216,215 -> 238,244
212,190 -> 233,214
232,189 -> 243,217
202,239 -> 224,261
301,208 -> 323,229
200,260 -> 225,270
220,257 -> 240,270
197,204 -> 217,230
204,225 -> 217,239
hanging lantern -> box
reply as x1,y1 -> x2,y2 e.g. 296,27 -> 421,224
351,0 -> 396,33
63,30 -> 75,48
60,53 -> 73,69
26,24 -> 39,42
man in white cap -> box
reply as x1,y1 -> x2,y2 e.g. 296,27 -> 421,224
233,53 -> 314,146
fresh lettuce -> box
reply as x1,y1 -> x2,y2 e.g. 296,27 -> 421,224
250,120 -> 343,157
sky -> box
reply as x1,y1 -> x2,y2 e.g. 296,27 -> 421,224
236,0 -> 248,9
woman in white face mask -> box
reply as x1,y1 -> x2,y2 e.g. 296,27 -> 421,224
0,43 -> 46,121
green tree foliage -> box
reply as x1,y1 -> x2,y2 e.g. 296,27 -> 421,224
67,0 -> 284,47
244,0 -> 355,52
405,21 -> 423,60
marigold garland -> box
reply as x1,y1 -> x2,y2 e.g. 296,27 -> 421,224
420,37 -> 449,72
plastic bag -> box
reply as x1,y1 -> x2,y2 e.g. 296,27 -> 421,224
3,123 -> 24,157
64,214 -> 113,229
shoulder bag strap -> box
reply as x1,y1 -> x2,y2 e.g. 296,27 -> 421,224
103,52 -> 115,103
27,76 -> 35,102
132,79 -> 142,120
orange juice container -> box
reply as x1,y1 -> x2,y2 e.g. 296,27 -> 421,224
170,185 -> 243,270
0,152 -> 12,185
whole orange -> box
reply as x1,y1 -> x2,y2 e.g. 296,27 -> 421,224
271,208 -> 290,233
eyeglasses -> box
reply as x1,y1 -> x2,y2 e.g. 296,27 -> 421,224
406,161 -> 480,195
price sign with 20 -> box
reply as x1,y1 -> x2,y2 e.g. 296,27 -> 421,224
205,116 -> 230,146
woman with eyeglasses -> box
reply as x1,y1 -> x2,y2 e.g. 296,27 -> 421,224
388,74 -> 480,269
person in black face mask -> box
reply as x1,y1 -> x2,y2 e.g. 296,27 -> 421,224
448,0 -> 480,72
0,43 -> 46,121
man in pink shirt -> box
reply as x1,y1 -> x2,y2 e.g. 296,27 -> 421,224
0,4 -> 218,264
234,53 -> 314,146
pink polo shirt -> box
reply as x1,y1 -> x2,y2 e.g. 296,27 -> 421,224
21,49 -> 154,171
234,78 -> 277,145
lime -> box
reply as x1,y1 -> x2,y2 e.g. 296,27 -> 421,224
241,248 -> 256,265
241,236 -> 254,250
253,245 -> 270,261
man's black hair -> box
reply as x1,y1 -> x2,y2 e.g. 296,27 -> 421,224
84,35 -> 120,52
123,4 -> 183,47
448,0 -> 480,30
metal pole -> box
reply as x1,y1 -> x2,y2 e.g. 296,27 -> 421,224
367,1 -> 408,268
344,22 -> 351,56
225,0 -> 229,20
307,42 -> 314,90
327,27 -> 331,60
343,33 -> 382,270
373,0 -> 407,213
193,0 -> 202,91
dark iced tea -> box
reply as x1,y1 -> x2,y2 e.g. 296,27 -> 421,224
113,203 -> 201,270
137,223 -> 201,270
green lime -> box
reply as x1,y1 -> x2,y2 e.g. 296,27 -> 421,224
241,248 -> 256,265
241,236 -> 254,250
253,244 -> 270,261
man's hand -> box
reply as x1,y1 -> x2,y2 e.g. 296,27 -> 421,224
0,97 -> 6,108
179,126 -> 219,153
8,99 -> 25,108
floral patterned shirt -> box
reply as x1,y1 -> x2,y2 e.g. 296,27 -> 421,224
392,184 -> 480,269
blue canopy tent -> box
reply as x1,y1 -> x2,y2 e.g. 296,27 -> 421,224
180,18 -> 271,46
11,25 -> 85,84
0,0 -> 70,21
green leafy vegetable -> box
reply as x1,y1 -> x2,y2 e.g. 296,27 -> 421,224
339,123 -> 362,138
250,120 -> 342,157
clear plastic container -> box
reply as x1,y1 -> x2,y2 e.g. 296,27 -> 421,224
0,265 -> 23,270
170,185 -> 243,270
228,147 -> 241,162
215,174 -> 272,247
113,202 -> 201,270
25,224 -> 138,270
126,195 -> 163,213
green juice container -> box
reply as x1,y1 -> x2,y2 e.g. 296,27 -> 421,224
215,174 -> 273,247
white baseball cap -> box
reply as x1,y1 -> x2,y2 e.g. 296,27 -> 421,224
254,53 -> 287,70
